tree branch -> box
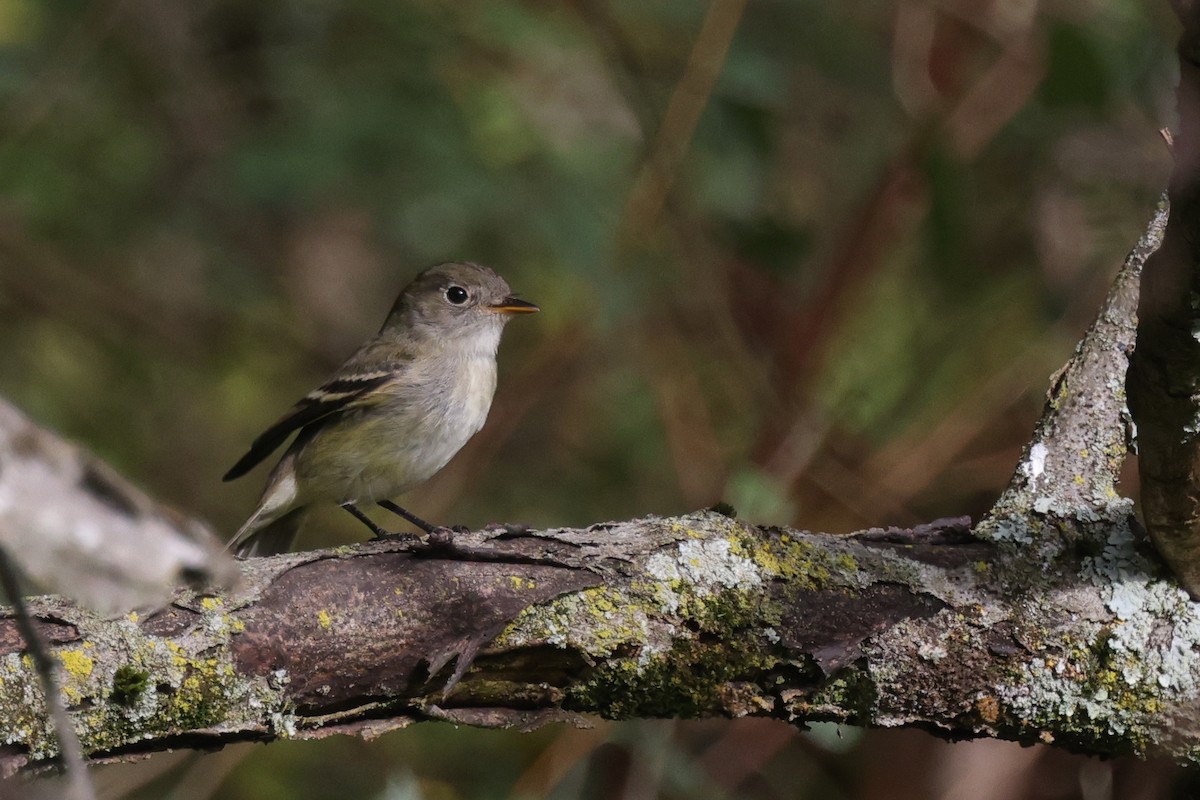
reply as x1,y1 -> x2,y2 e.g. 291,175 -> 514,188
3,198 -> 1198,773
0,491 -> 1197,774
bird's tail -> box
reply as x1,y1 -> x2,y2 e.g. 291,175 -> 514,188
227,507 -> 308,557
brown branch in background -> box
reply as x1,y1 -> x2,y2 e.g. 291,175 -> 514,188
773,0 -> 1043,407
1127,5 -> 1200,597
758,7 -> 1045,523
509,726 -> 608,798
616,0 -> 748,247
864,340 -> 1057,504
640,320 -> 728,507
700,718 -> 798,792
940,21 -> 1042,161
586,0 -> 749,509
751,150 -> 928,522
770,149 -> 929,404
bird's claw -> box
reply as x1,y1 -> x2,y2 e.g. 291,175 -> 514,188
426,525 -> 470,547
428,527 -> 455,547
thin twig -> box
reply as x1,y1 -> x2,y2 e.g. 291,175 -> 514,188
616,0 -> 749,246
0,549 -> 95,800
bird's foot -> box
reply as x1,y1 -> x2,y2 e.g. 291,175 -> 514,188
411,524 -> 567,568
425,525 -> 471,547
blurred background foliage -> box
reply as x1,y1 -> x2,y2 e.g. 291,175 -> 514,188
0,0 -> 1186,797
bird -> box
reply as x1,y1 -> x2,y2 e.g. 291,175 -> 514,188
223,262 -> 538,556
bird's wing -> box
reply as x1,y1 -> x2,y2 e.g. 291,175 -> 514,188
223,368 -> 397,481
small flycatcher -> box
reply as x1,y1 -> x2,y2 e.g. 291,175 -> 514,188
223,262 -> 538,556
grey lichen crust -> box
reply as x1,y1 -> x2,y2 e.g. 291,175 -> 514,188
994,512 -> 1200,757
0,593 -> 284,766
981,201 -> 1166,550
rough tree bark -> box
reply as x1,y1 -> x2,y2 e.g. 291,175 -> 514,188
4,202 -> 1200,775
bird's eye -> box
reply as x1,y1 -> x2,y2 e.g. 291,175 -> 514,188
445,286 -> 469,305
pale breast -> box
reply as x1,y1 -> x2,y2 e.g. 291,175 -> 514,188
451,353 -> 498,437
380,352 -> 496,493
292,341 -> 501,505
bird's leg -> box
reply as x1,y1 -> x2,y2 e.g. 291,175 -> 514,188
377,500 -> 439,535
372,506 -> 561,568
341,502 -> 401,540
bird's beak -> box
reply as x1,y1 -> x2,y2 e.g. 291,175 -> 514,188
489,297 -> 540,315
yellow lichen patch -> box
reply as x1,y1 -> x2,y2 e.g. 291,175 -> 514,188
317,609 -> 333,630
739,532 -> 857,590
835,553 -> 858,572
58,649 -> 94,680
200,597 -> 223,611
508,575 -> 537,590
165,641 -> 193,671
127,611 -> 139,623
497,586 -> 650,658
